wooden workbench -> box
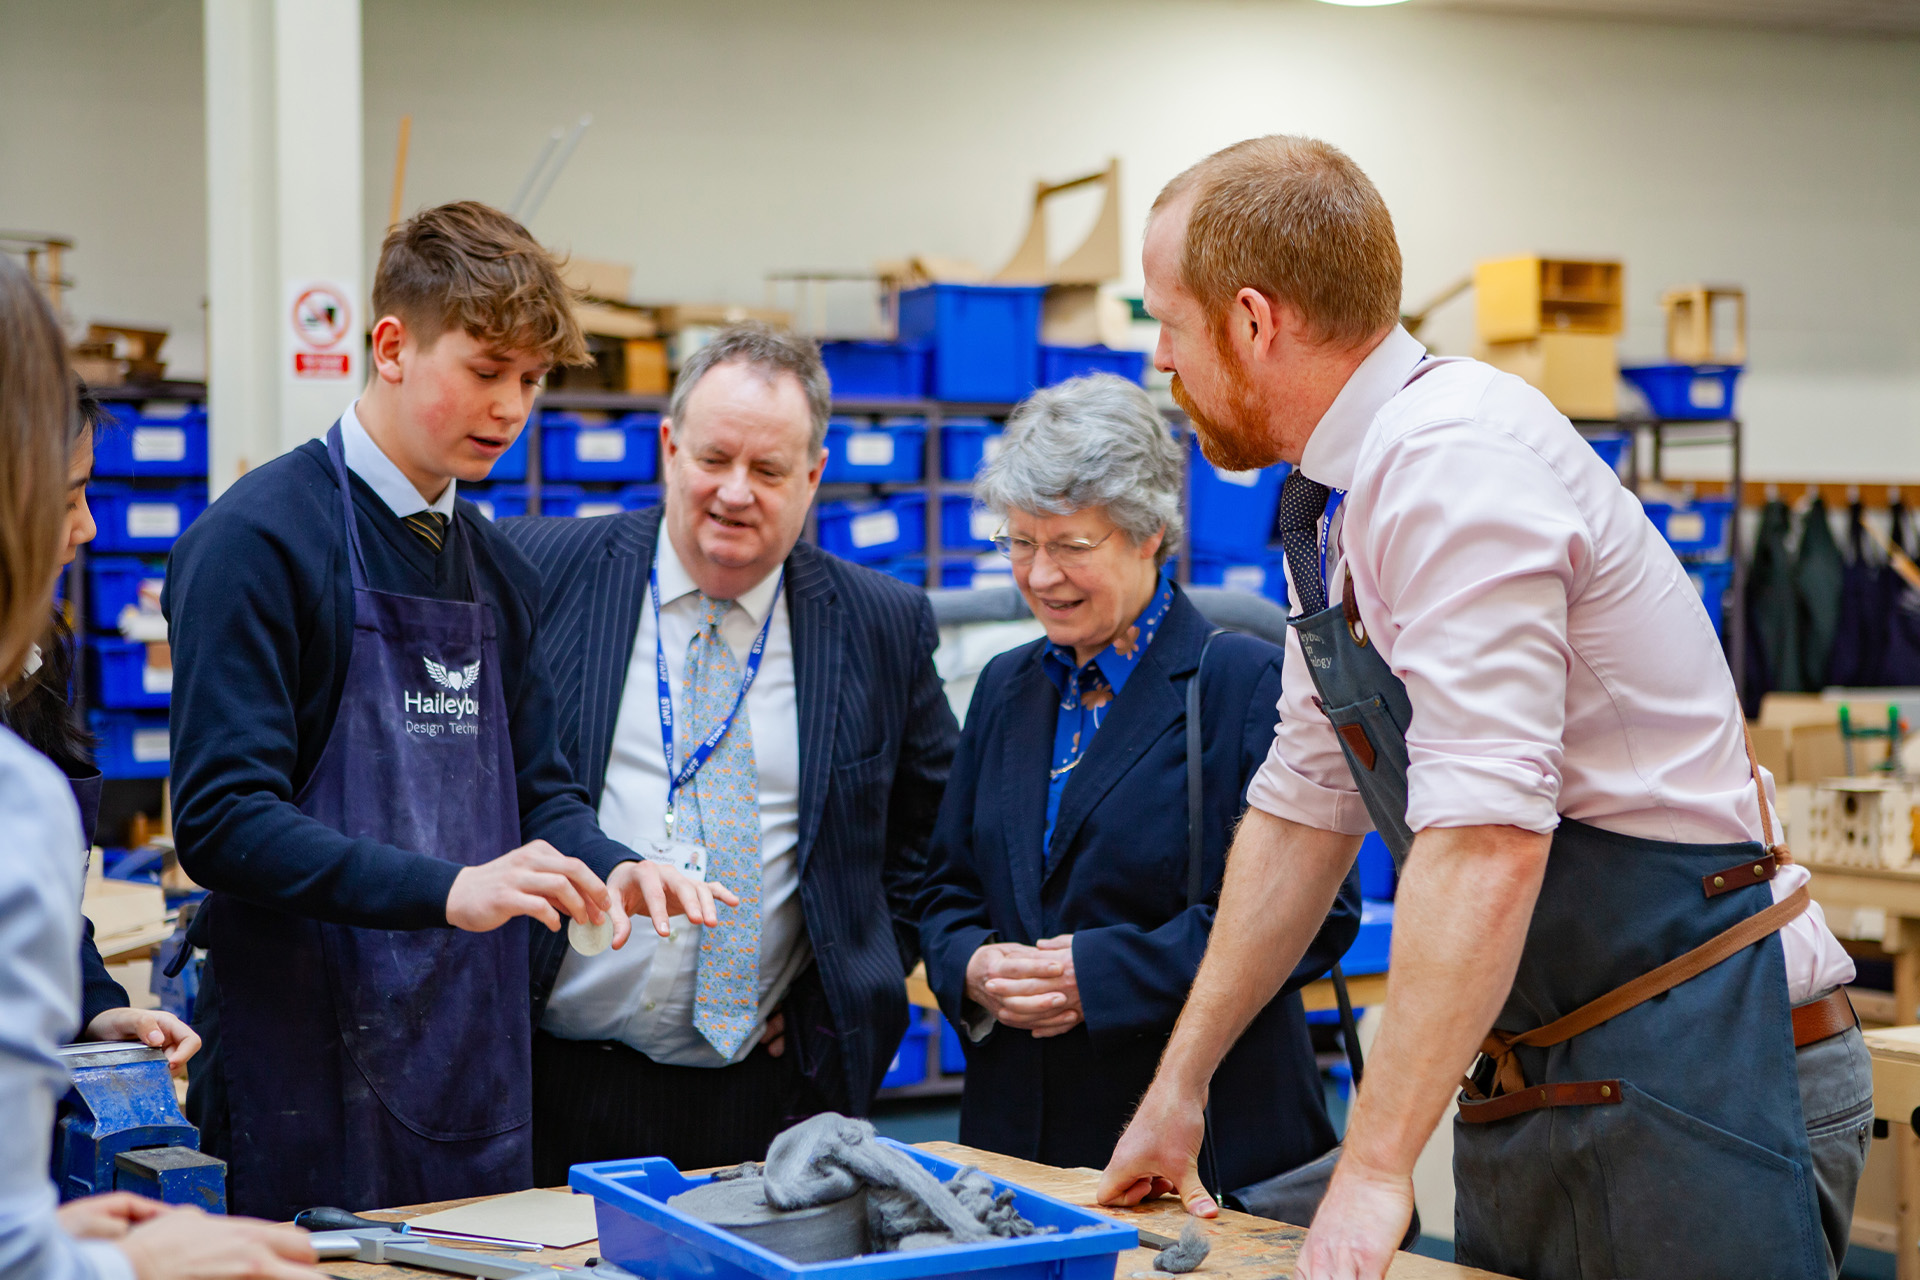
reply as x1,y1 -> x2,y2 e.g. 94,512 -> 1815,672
1805,860 -> 1920,1278
325,1143 -> 1505,1280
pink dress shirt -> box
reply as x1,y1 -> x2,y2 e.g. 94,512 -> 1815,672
1246,326 -> 1853,1003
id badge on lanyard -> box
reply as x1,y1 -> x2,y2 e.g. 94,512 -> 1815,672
1321,489 -> 1348,591
650,563 -> 782,837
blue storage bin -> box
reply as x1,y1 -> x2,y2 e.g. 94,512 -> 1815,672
822,417 -> 926,483
816,495 -> 925,562
92,405 -> 209,478
1188,552 -> 1287,606
572,1142 -> 1137,1280
1341,899 -> 1394,976
90,710 -> 170,780
1688,559 -> 1735,637
88,638 -> 171,709
940,1015 -> 967,1075
1622,364 -> 1744,421
881,1017 -> 931,1089
940,494 -> 998,551
1357,831 -> 1396,900
541,412 -> 660,481
464,485 -> 530,522
87,557 -> 165,632
940,553 -> 1015,590
534,485 -> 586,518
1038,345 -> 1147,388
819,340 -> 931,400
939,418 -> 1004,480
896,284 -> 1047,404
873,557 -> 928,588
1585,431 -> 1630,476
1642,498 -> 1734,557
89,483 -> 207,553
1188,439 -> 1286,556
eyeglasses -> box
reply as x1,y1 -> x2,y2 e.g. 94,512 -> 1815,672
991,527 -> 1118,566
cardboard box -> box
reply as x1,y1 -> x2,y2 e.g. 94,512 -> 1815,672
1749,725 -> 1790,784
1475,256 -> 1623,343
561,258 -> 633,304
1790,722 -> 1890,783
82,877 -> 166,944
1478,332 -> 1618,420
622,338 -> 670,395
573,301 -> 657,340
652,304 -> 791,334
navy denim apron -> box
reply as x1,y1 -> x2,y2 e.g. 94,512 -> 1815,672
209,423 -> 526,1218
1287,456 -> 1825,1278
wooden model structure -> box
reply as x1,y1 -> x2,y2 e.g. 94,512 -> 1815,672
1661,283 -> 1747,365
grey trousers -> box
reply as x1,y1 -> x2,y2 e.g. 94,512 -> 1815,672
1797,997 -> 1875,1279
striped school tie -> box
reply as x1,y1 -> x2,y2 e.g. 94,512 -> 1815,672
681,594 -> 764,1059
404,510 -> 448,552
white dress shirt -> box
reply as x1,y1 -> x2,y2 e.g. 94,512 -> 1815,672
0,727 -> 137,1280
340,400 -> 459,519
541,531 -> 810,1066
1247,326 -> 1853,1003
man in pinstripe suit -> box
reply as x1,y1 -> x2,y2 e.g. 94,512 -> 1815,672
501,325 -> 958,1179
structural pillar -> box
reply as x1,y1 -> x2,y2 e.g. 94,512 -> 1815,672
204,0 -> 363,496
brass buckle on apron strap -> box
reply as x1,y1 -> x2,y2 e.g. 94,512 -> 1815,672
1458,883 -> 1810,1123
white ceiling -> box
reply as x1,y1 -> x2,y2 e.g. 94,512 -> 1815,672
1414,0 -> 1920,36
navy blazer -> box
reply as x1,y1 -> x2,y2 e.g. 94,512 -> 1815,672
500,507 -> 958,1113
918,589 -> 1360,1191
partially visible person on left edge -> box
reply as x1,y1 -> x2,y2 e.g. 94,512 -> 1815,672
916,373 -> 1361,1195
501,323 -> 958,1180
1,380 -> 198,1063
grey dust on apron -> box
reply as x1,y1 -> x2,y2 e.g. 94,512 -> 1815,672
1278,379 -> 1825,1280
207,422 -> 527,1219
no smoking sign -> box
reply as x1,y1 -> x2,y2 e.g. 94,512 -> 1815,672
287,280 -> 356,380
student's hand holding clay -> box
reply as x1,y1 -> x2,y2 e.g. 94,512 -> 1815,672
446,839 -> 619,938
965,935 -> 1082,1036
607,858 -> 740,942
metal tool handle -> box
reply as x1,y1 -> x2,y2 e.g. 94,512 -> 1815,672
295,1207 -> 393,1233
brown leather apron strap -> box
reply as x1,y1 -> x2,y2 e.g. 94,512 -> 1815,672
1742,719 -> 1791,863
1472,884 -> 1810,1099
1458,1079 -> 1624,1125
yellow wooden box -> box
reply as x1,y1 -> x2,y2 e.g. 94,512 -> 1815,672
1475,256 -> 1624,344
1478,331 -> 1619,421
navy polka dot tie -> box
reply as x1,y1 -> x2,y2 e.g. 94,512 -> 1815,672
1277,469 -> 1332,616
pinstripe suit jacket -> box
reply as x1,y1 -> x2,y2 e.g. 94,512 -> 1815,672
500,506 -> 959,1112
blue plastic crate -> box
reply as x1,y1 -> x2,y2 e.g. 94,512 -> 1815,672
485,428 -> 530,481
1187,552 -> 1286,606
87,557 -> 165,632
1688,559 -> 1735,637
1622,364 -> 1744,421
816,495 -> 925,562
940,553 -> 1015,590
823,417 -> 927,483
463,485 -> 529,522
940,494 -> 998,552
873,557 -> 928,588
90,710 -> 170,779
1038,345 -> 1147,388
939,1015 -> 966,1075
896,284 -> 1047,404
535,485 -> 586,518
572,1141 -> 1137,1280
1642,498 -> 1734,557
542,412 -> 660,482
1585,431 -> 1630,476
1356,831 -> 1396,900
1341,899 -> 1394,976
819,341 -> 931,400
1188,440 -> 1286,557
881,1016 -> 931,1089
92,405 -> 209,478
87,637 -> 171,709
939,418 -> 1004,480
89,483 -> 207,553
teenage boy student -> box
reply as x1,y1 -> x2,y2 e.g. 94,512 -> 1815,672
165,201 -> 731,1221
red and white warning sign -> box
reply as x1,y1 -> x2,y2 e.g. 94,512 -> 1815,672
285,280 -> 356,381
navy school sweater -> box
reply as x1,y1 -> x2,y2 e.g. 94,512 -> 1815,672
163,438 -> 634,931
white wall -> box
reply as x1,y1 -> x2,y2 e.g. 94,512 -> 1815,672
5,0 -> 1917,478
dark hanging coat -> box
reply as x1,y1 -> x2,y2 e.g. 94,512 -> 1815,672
1746,499 -> 1801,704
1826,501 -> 1885,688
1792,496 -> 1846,691
1881,503 -> 1920,687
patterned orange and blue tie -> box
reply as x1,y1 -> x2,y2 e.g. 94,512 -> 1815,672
682,594 -> 763,1058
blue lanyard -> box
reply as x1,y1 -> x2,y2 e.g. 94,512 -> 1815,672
1320,488 -> 1348,588
650,564 -> 781,833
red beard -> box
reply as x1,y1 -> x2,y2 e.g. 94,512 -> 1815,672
1169,366 -> 1283,473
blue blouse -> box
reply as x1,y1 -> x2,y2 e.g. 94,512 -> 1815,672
1039,576 -> 1176,859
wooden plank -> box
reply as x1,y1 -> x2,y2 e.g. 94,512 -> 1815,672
331,1143 -> 1514,1280
1301,971 -> 1389,1014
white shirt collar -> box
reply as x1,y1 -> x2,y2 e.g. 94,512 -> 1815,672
1298,325 -> 1429,492
655,524 -> 784,624
340,400 -> 458,520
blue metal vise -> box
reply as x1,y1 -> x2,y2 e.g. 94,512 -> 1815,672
51,1043 -> 225,1212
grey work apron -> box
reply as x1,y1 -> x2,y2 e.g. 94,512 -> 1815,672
1284,433 -> 1824,1279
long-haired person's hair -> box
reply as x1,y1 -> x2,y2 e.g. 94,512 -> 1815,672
0,256 -> 70,691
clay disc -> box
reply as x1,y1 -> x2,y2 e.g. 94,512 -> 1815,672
568,911 -> 614,956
